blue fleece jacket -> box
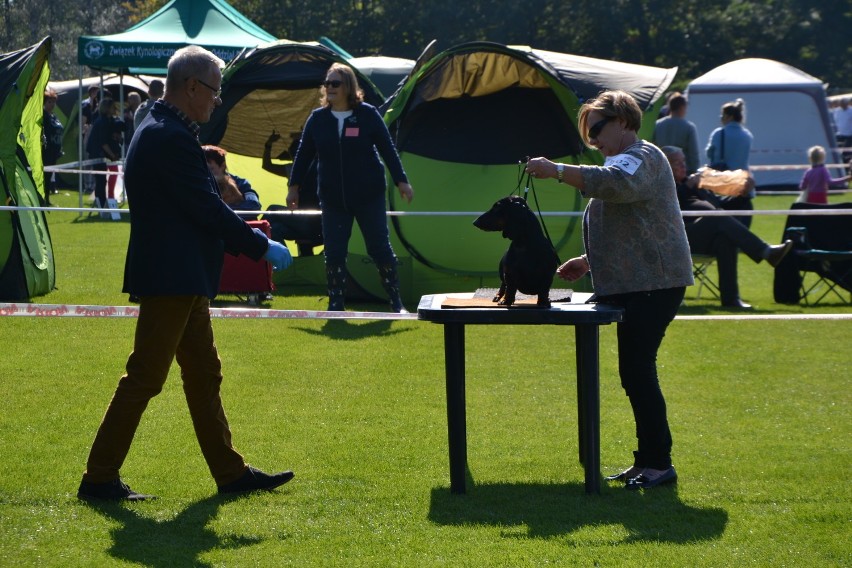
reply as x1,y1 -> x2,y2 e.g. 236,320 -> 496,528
289,103 -> 407,208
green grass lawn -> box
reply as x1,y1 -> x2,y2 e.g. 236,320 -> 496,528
0,191 -> 849,566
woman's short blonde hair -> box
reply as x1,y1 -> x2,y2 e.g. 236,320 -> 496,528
577,90 -> 643,147
807,145 -> 825,165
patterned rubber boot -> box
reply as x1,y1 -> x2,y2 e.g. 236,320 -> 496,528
326,263 -> 346,311
378,262 -> 407,314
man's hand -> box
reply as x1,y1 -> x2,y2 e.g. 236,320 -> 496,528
263,240 -> 293,271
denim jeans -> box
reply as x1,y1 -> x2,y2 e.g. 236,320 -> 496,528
597,286 -> 685,470
320,195 -> 396,266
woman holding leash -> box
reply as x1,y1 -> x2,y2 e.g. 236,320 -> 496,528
288,63 -> 414,313
526,90 -> 692,490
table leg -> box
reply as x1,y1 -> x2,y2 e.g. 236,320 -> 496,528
444,322 -> 467,494
575,330 -> 585,465
575,323 -> 601,494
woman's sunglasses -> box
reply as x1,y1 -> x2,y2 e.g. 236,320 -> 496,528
323,80 -> 343,88
588,116 -> 613,140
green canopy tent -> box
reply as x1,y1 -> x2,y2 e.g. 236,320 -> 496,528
74,0 -> 276,201
348,42 -> 677,302
0,37 -> 56,300
77,0 -> 276,75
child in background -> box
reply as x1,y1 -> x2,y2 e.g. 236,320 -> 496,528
798,145 -> 849,204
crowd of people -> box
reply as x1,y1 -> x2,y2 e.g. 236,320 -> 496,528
44,59 -> 849,314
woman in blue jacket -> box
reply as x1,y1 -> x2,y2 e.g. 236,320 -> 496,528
705,98 -> 755,227
287,63 -> 414,312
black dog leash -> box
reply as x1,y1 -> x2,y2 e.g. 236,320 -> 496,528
512,159 -> 559,261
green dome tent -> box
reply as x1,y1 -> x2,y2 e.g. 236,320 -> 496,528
200,40 -> 385,158
346,42 -> 677,303
0,37 -> 56,300
199,41 -> 391,299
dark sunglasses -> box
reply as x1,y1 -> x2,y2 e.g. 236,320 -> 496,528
323,80 -> 343,88
588,116 -> 613,140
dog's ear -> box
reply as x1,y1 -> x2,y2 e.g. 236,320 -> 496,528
501,200 -> 529,240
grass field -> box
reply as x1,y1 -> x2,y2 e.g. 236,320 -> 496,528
0,190 -> 849,566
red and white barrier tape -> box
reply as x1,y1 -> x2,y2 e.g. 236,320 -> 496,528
0,302 -> 417,320
0,302 -> 848,321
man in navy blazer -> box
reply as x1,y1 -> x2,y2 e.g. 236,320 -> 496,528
78,46 -> 294,501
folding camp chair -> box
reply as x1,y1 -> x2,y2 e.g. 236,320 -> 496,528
691,253 -> 720,300
785,227 -> 852,305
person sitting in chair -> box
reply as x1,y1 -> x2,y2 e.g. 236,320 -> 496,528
261,130 -> 323,256
202,145 -> 261,215
663,146 -> 793,309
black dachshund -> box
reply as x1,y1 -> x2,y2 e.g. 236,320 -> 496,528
473,196 -> 559,307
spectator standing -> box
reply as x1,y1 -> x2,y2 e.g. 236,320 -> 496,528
80,85 -> 100,193
653,92 -> 700,174
134,79 -> 164,130
705,98 -> 755,227
288,63 -> 414,313
124,92 -> 142,142
85,97 -> 120,210
834,98 -> 852,162
41,87 -> 64,205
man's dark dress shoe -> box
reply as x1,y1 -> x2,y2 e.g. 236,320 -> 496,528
625,466 -> 677,490
722,298 -> 752,309
78,478 -> 156,501
218,465 -> 294,494
604,466 -> 643,482
766,240 -> 794,268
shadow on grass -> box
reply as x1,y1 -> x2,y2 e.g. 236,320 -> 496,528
428,481 -> 727,544
80,494 -> 261,567
293,318 -> 411,340
70,213 -> 130,224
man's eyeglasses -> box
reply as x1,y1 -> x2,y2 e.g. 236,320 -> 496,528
195,77 -> 222,98
323,80 -> 343,88
587,116 -> 613,140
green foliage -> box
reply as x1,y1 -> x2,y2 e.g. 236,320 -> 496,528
2,1 -> 850,90
0,192 -> 849,565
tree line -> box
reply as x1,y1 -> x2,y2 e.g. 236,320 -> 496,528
3,0 -> 851,93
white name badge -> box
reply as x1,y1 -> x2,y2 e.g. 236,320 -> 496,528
604,153 -> 642,175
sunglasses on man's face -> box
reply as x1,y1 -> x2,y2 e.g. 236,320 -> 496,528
323,80 -> 343,88
588,116 -> 613,140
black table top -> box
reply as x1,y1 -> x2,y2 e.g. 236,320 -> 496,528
417,293 -> 624,326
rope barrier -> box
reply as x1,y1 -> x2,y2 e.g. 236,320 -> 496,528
1,302 -> 847,321
749,163 -> 848,171
4,206 -> 852,218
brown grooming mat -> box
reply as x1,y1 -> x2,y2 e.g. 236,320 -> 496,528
441,288 -> 573,309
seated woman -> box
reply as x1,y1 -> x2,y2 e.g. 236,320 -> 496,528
202,145 -> 261,215
663,146 -> 793,309
261,131 -> 323,256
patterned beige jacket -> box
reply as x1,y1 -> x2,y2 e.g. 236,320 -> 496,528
579,140 -> 694,297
